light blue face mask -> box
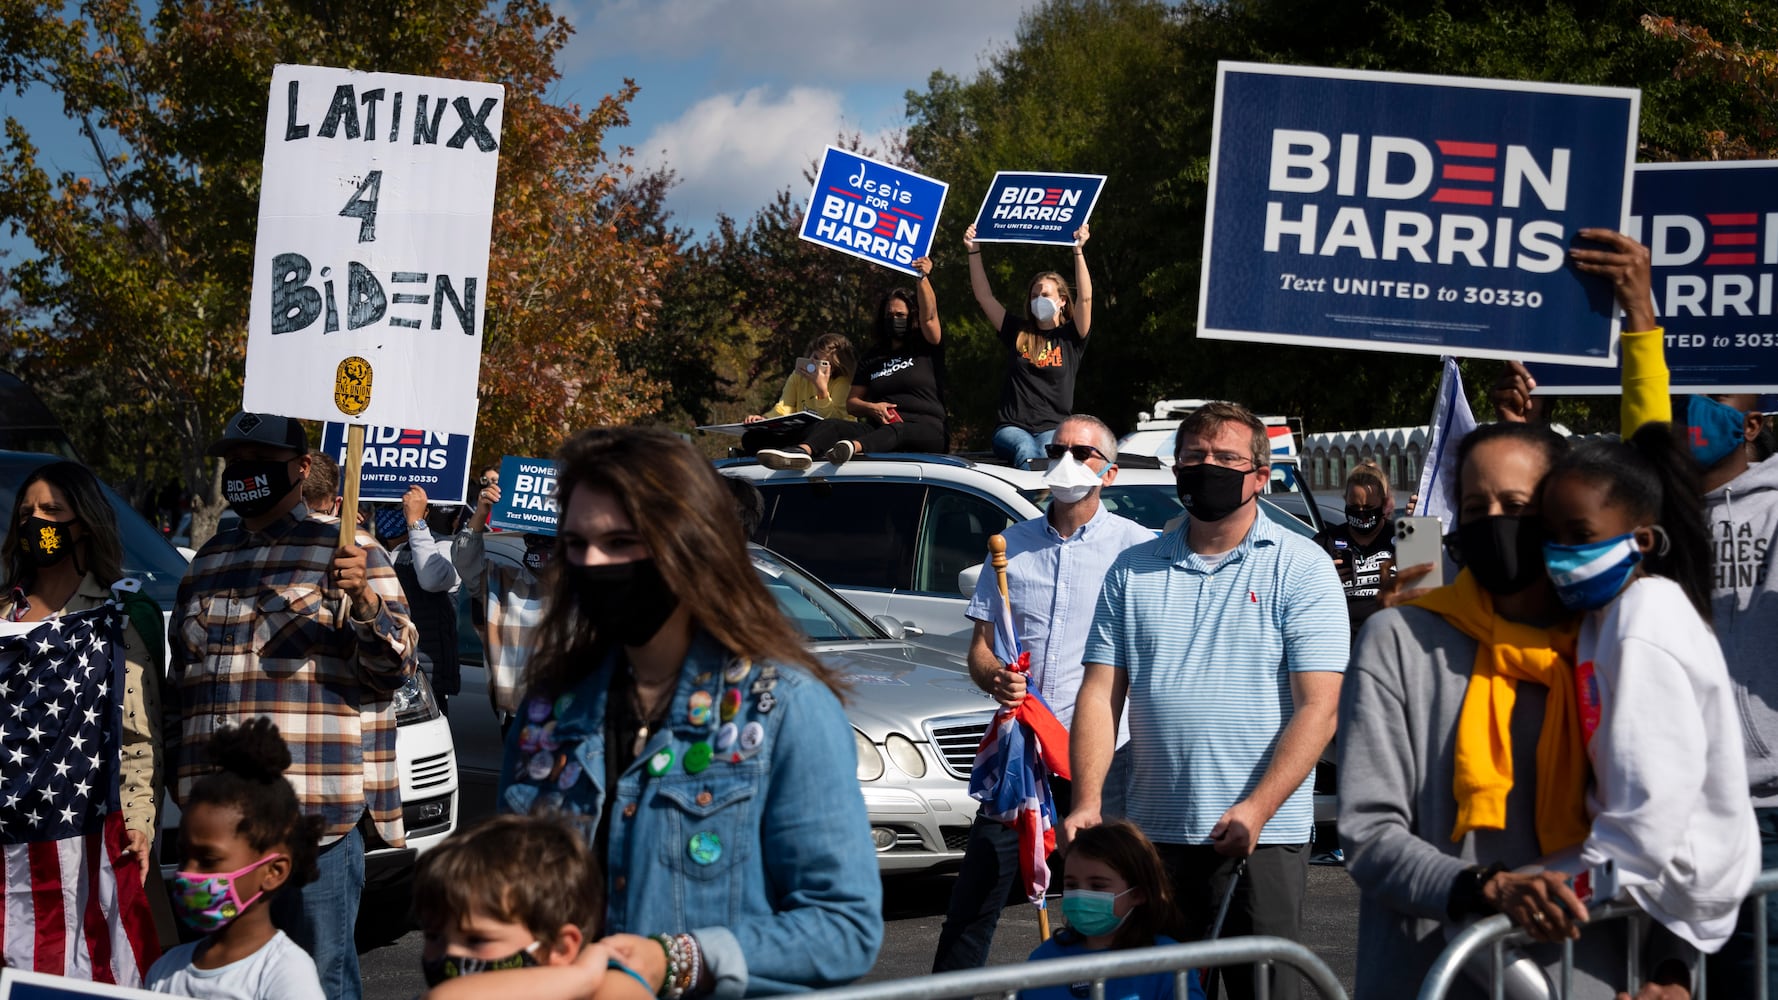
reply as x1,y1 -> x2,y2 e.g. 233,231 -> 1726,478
1543,532 -> 1645,611
1062,887 -> 1135,936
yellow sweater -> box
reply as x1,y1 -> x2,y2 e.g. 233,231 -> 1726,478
769,373 -> 852,421
1619,327 -> 1671,438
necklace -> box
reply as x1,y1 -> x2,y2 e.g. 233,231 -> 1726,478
629,675 -> 673,758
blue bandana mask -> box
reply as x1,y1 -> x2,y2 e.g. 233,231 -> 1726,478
1543,532 -> 1644,611
1062,887 -> 1134,936
1687,395 -> 1748,468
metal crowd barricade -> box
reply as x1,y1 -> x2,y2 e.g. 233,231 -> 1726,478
1417,868 -> 1778,1000
799,936 -> 1348,1000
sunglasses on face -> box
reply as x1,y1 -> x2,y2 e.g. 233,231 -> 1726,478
1045,443 -> 1110,464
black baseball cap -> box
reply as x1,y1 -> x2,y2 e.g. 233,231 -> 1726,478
206,411 -> 309,458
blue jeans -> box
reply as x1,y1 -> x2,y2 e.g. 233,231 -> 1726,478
992,425 -> 1056,470
1706,806 -> 1778,994
272,825 -> 365,1000
931,747 -> 1130,971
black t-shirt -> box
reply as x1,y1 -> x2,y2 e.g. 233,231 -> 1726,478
1315,521 -> 1395,635
995,313 -> 1086,432
857,338 -> 946,426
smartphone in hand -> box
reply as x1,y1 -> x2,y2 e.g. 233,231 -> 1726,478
1392,516 -> 1445,593
795,356 -> 819,377
884,405 -> 903,424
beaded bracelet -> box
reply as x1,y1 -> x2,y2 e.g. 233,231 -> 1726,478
653,933 -> 702,999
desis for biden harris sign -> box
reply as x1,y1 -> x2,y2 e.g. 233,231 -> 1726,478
798,147 -> 947,275
243,64 -> 503,435
1198,62 -> 1639,365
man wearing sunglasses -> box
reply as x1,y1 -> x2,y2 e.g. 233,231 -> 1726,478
932,414 -> 1154,972
1064,401 -> 1347,1000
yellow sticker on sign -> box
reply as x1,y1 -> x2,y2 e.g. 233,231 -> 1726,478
334,356 -> 373,415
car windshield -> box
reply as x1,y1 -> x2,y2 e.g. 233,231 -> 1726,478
1022,485 -> 1316,539
0,453 -> 189,607
749,546 -> 883,642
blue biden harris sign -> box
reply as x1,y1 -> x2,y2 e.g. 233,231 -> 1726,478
1197,63 -> 1640,366
1532,161 -> 1778,394
798,147 -> 948,276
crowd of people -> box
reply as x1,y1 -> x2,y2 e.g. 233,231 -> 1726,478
3,219 -> 1775,1000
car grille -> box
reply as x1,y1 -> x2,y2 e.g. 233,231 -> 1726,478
923,711 -> 995,779
409,750 -> 454,792
942,827 -> 972,851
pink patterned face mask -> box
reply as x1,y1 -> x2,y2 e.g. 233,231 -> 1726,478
170,853 -> 283,933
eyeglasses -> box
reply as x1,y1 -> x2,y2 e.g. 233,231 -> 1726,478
1045,443 -> 1110,464
1176,449 -> 1259,471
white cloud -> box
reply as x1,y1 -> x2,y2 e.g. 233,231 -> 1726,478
557,0 -> 1037,81
639,86 -> 862,228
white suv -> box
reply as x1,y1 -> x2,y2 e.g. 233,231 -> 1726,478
717,453 -> 1319,656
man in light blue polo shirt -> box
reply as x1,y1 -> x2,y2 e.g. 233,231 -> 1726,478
1065,401 -> 1347,1000
932,414 -> 1155,972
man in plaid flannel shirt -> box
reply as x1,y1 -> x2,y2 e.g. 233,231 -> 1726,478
452,473 -> 546,730
170,412 -> 417,1000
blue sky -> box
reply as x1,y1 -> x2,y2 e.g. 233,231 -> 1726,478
553,0 -> 1038,234
0,1 -> 1039,253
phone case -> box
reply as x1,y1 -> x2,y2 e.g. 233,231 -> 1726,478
1392,516 -> 1445,593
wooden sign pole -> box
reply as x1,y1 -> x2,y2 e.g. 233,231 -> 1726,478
337,424 -> 365,547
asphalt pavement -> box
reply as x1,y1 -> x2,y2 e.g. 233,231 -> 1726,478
357,852 -> 1361,999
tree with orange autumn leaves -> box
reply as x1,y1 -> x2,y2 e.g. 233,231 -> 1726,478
0,0 -> 672,545
1643,10 -> 1778,157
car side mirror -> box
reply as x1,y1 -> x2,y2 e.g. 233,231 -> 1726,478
871,614 -> 907,639
957,562 -> 983,598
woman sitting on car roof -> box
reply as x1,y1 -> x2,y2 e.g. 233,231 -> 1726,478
758,256 -> 945,469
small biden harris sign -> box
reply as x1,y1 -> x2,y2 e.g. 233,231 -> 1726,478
1197,62 -> 1640,366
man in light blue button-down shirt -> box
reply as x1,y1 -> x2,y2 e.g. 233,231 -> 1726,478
931,414 -> 1154,972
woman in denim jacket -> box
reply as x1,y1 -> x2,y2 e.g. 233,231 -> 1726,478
498,427 -> 883,998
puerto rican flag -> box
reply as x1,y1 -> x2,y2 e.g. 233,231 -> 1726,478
969,587 -> 1071,906
0,606 -> 157,985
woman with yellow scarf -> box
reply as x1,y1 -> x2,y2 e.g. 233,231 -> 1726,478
1337,421 -> 1630,997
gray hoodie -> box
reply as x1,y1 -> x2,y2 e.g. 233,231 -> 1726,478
1707,455 -> 1778,806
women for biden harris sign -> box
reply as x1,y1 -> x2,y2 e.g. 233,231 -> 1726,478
1198,63 -> 1640,366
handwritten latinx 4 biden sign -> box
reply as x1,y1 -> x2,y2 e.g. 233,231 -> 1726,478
243,64 -> 503,435
1532,161 -> 1778,394
1197,63 -> 1639,365
798,147 -> 948,276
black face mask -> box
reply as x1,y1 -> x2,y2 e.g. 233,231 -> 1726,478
222,460 -> 294,518
1449,514 -> 1546,595
420,945 -> 540,987
1175,464 -> 1251,522
568,558 -> 681,647
19,516 -> 76,568
523,536 -> 553,571
1344,505 -> 1385,532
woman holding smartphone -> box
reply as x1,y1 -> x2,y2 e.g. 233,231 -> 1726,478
740,334 -> 856,457
758,257 -> 944,468
965,222 -> 1093,469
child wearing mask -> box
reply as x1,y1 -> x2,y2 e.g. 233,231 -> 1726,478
1540,426 -> 1759,981
1022,821 -> 1204,1000
414,814 -> 651,1000
147,720 -> 324,999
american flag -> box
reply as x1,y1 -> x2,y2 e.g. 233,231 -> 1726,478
0,605 -> 156,985
969,585 -> 1071,905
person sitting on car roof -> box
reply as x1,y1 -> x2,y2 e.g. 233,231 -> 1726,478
759,257 -> 945,469
739,334 -> 856,458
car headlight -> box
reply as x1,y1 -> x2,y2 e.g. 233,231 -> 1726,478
854,728 -> 885,781
884,733 -> 926,778
392,670 -> 442,726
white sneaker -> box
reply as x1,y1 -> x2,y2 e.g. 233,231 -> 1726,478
757,448 -> 812,470
825,440 -> 857,465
